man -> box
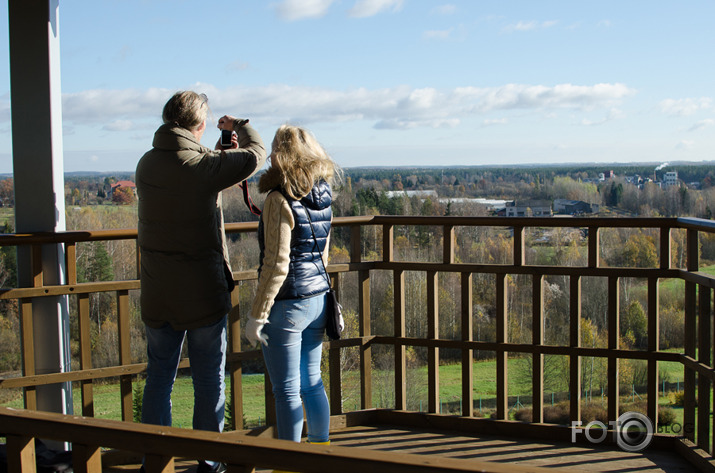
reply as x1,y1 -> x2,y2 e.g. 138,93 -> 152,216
136,91 -> 266,473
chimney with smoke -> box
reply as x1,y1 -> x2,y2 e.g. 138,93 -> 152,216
654,162 -> 668,181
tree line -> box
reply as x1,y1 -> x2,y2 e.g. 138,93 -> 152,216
0,163 -> 714,405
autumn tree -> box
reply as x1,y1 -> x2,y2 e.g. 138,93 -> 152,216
0,178 -> 14,206
112,186 -> 135,204
621,300 -> 647,350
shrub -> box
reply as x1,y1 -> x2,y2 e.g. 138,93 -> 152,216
513,401 -> 571,425
132,381 -> 144,423
658,406 -> 676,426
581,402 -> 608,424
669,391 -> 685,407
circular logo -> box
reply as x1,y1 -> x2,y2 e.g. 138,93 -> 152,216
616,412 -> 653,452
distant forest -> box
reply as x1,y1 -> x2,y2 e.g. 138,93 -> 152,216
3,161 -> 715,217
1,162 -> 715,402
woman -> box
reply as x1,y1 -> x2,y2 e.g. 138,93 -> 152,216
136,90 -> 266,473
247,125 -> 341,452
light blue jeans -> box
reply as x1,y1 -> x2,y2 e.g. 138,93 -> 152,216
261,293 -> 330,443
142,315 -> 227,467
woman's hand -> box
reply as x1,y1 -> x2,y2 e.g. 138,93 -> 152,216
246,318 -> 268,347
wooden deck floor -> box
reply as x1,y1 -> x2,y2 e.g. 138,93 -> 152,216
328,425 -> 696,472
103,424 -> 699,472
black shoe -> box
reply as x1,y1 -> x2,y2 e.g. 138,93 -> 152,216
197,461 -> 227,473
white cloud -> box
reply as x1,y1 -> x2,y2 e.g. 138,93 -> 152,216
349,0 -> 404,18
61,87 -> 172,124
51,82 -> 636,134
580,108 -> 625,126
455,83 -> 634,113
503,20 -> 558,33
660,97 -> 712,116
432,4 -> 456,15
423,28 -> 453,40
273,0 -> 335,21
482,118 -> 508,126
0,93 -> 10,125
676,140 -> 695,151
688,118 -> 715,131
375,118 -> 459,130
103,120 -> 135,132
226,61 -> 249,72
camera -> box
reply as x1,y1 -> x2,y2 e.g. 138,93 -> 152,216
220,129 -> 233,148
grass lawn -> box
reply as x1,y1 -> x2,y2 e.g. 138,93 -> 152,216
0,207 -> 13,225
1,357 -> 708,433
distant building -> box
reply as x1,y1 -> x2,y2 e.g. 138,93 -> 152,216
602,170 -> 615,180
505,200 -> 552,217
438,197 -> 508,212
553,199 -> 599,215
385,190 -> 438,199
663,171 -> 679,188
108,180 -> 137,199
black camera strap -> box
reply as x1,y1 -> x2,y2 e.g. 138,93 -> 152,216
240,181 -> 262,216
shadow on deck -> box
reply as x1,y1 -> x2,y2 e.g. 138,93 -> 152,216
100,422 -> 697,473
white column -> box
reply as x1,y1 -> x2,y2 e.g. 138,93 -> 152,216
9,0 -> 72,421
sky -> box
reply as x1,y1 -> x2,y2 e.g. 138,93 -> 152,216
0,0 -> 714,173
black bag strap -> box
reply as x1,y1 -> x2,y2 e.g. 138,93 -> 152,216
240,181 -> 262,216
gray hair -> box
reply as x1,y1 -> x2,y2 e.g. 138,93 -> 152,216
162,91 -> 208,131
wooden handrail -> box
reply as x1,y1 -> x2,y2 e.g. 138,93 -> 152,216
1,214 -> 714,464
0,406 -> 561,473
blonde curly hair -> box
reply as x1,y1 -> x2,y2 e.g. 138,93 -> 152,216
269,125 -> 342,199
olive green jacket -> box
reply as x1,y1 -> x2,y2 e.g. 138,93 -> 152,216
136,119 -> 266,329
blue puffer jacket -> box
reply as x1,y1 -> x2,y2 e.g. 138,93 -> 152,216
257,180 -> 332,300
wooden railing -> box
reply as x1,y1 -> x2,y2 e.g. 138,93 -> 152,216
2,405 -> 543,473
1,215 -> 715,468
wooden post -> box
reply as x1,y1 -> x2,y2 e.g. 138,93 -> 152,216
117,290 -> 133,421
588,226 -> 600,268
461,272 -> 473,417
496,273 -> 508,419
383,224 -> 394,263
6,435 -> 36,473
513,226 -> 524,267
359,269 -> 372,410
647,277 -> 659,428
659,227 -> 671,269
394,269 -> 407,411
443,225 -> 455,264
569,275 -> 581,424
532,275 -> 544,424
71,444 -> 102,473
683,229 -> 699,441
329,273 -> 343,415
697,286 -> 711,450
78,293 -> 94,417
607,276 -> 619,423
229,286 -> 244,430
20,298 -> 37,410
427,271 -> 439,413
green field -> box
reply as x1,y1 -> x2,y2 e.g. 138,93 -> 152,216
0,207 -> 13,226
2,357 -> 697,430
